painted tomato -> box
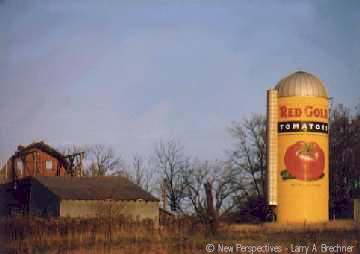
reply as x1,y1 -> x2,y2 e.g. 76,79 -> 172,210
284,141 -> 325,181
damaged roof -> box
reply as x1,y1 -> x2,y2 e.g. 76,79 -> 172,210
15,141 -> 69,169
24,176 -> 159,202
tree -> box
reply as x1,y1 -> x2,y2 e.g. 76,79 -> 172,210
182,160 -> 209,220
183,160 -> 239,222
228,114 -> 267,198
329,103 -> 360,218
129,154 -> 154,192
87,144 -> 123,176
227,114 -> 271,221
154,139 -> 189,212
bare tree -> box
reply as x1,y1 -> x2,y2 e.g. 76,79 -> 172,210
129,154 -> 154,192
329,103 -> 360,218
183,160 -> 239,222
87,145 -> 123,176
154,139 -> 189,212
182,160 -> 208,219
228,114 -> 267,198
227,114 -> 272,221
132,154 -> 145,186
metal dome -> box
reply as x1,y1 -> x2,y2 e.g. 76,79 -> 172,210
275,71 -> 328,98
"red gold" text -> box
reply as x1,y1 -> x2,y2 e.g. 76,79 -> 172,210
280,106 -> 328,119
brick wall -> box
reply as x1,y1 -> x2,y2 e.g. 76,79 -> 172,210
0,161 -> 11,184
11,148 -> 67,178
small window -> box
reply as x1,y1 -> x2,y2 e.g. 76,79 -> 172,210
16,160 -> 23,175
46,160 -> 53,170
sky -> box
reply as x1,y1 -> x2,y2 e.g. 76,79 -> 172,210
1,0 -> 359,163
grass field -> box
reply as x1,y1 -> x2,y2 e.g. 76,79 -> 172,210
0,217 -> 359,254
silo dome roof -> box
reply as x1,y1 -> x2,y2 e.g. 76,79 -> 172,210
275,71 -> 328,98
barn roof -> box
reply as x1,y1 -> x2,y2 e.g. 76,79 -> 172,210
26,176 -> 158,202
15,141 -> 69,169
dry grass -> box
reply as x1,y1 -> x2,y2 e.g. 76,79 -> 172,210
0,217 -> 359,254
227,219 -> 360,233
0,216 -> 204,254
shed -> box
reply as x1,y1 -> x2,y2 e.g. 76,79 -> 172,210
351,189 -> 360,222
7,176 -> 159,223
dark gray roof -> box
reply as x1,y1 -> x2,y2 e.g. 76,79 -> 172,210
28,176 -> 158,202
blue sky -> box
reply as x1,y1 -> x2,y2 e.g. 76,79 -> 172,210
1,0 -> 359,162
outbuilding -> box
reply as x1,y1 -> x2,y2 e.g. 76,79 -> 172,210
5,176 -> 159,224
351,189 -> 360,222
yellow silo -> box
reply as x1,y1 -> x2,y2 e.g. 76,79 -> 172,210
267,71 -> 329,223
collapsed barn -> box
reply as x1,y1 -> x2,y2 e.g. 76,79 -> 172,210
0,142 -> 160,224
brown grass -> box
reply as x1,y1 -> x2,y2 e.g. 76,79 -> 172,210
0,217 -> 359,254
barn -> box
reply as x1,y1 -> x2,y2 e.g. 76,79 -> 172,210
0,142 -> 160,225
0,141 -> 70,183
5,176 -> 159,223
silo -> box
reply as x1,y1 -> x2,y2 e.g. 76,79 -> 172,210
267,71 -> 329,223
